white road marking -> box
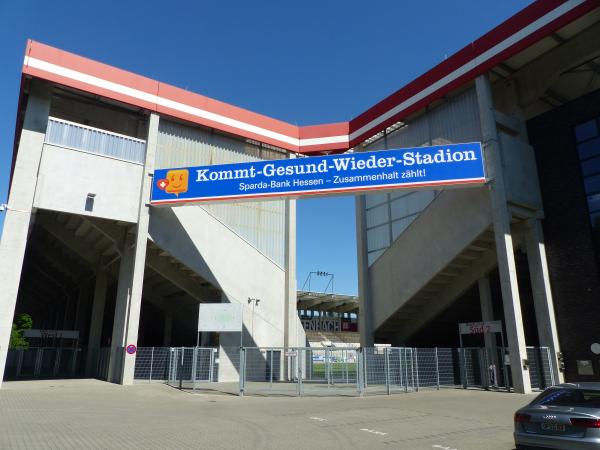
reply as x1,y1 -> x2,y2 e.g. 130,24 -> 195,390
432,445 -> 458,450
360,428 -> 388,436
309,417 -> 328,422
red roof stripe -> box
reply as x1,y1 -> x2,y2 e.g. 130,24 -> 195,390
20,0 -> 599,154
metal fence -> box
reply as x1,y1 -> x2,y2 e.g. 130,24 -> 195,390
165,347 -> 217,390
5,347 -> 81,379
131,345 -> 556,397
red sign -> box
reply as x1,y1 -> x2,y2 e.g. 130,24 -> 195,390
126,344 -> 137,355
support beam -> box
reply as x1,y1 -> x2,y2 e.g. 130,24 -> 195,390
477,74 -> 531,394
356,194 -> 374,346
517,21 -> 600,107
37,214 -> 99,265
524,218 -> 564,384
284,190 -> 298,348
109,113 -> 158,385
86,268 -> 108,376
146,249 -> 215,302
84,213 -> 216,302
0,80 -> 51,388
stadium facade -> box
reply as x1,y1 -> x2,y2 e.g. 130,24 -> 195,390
1,0 -> 600,393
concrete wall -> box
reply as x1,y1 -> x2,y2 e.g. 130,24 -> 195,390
369,187 -> 492,331
33,144 -> 143,223
149,205 -> 288,381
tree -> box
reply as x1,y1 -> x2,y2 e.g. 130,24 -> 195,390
9,313 -> 33,349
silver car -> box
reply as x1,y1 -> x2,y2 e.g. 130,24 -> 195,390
514,383 -> 600,449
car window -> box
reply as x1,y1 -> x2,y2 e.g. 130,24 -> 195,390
533,388 -> 600,408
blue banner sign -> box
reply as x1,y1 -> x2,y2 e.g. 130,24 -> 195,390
150,142 -> 486,205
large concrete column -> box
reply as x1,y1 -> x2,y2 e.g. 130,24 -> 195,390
283,191 -> 298,348
524,218 -> 563,384
0,81 -> 51,387
476,74 -> 532,394
478,277 -> 499,370
356,194 -> 374,346
108,113 -> 158,385
86,268 -> 108,376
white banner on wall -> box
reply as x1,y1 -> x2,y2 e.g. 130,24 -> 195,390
198,303 -> 243,332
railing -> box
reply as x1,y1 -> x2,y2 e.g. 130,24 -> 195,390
135,345 -> 554,397
45,117 -> 146,164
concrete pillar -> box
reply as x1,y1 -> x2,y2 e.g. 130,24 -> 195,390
108,113 -> 158,385
0,80 -> 51,387
476,74 -> 532,394
524,218 -> 563,384
356,194 -> 374,346
478,277 -> 499,370
86,268 -> 108,376
162,314 -> 173,347
283,188 -> 298,348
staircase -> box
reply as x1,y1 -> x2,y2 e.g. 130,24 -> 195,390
369,186 -> 497,343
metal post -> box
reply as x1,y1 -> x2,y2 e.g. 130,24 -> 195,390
34,348 -> 42,377
209,349 -> 214,383
461,348 -> 468,389
178,347 -> 184,390
404,349 -> 409,393
547,347 -> 555,387
344,350 -> 348,384
53,348 -> 61,377
269,349 -> 273,388
399,348 -> 403,390
191,347 -> 198,391
239,347 -> 245,397
71,343 -> 79,375
16,349 -> 24,379
435,347 -> 440,390
480,348 -> 489,390
149,347 -> 154,383
326,347 -> 331,388
385,347 -> 390,395
363,349 -> 368,389
297,349 -> 303,397
500,330 -> 510,392
414,348 -> 419,392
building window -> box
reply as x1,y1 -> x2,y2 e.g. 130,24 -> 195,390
575,117 -> 600,258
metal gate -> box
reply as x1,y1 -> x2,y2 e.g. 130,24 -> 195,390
167,347 -> 216,390
240,347 -> 361,396
459,346 -> 553,391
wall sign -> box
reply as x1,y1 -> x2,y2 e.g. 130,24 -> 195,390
458,320 -> 502,335
151,142 -> 486,205
198,303 -> 243,332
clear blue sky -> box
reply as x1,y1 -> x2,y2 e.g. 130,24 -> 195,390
0,0 -> 530,295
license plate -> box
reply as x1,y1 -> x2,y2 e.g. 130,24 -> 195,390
541,422 -> 566,432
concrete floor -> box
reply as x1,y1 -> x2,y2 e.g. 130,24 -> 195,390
0,379 -> 534,449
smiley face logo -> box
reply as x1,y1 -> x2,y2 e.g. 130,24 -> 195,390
157,169 -> 189,196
